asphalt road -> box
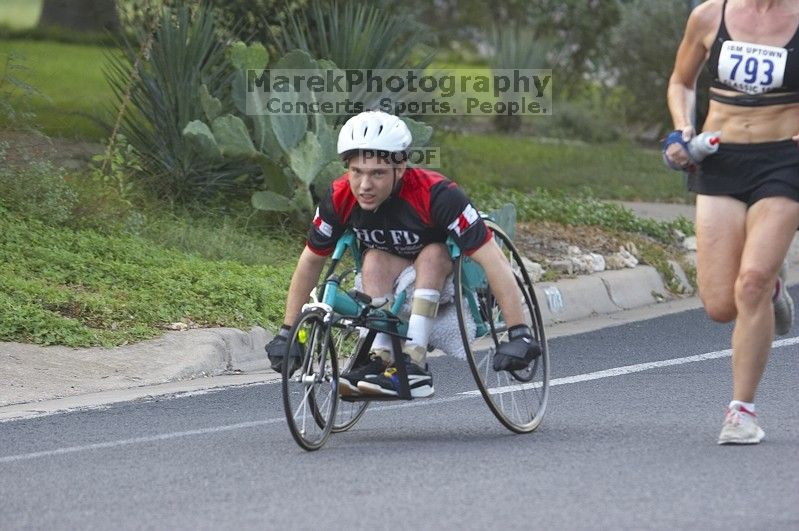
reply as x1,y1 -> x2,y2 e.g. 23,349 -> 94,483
2,293 -> 798,530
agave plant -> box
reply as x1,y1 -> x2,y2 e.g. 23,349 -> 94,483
105,3 -> 257,202
274,0 -> 437,116
487,22 -> 551,133
277,0 -> 435,69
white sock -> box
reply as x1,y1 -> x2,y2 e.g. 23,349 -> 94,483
406,289 -> 440,353
729,400 -> 756,414
371,333 -> 394,361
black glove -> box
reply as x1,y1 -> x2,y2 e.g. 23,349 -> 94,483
266,325 -> 303,374
493,324 -> 541,371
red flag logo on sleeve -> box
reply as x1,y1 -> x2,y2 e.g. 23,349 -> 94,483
447,204 -> 479,236
312,207 -> 333,238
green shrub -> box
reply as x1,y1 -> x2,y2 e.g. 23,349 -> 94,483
470,185 -> 694,244
206,0 -> 304,44
276,0 -> 435,70
106,3 -> 257,202
607,0 -> 710,135
0,143 -> 78,225
537,99 -> 621,143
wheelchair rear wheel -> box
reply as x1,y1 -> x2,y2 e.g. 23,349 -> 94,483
454,220 -> 550,433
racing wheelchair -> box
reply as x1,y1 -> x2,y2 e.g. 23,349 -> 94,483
281,212 -> 550,450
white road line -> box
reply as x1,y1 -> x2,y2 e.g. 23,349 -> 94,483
0,418 -> 286,464
2,337 -> 797,464
459,336 -> 799,397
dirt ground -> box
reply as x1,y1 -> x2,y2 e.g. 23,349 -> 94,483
514,221 -> 631,266
0,130 -> 103,169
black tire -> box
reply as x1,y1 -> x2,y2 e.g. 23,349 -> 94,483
454,220 -> 550,433
282,308 -> 338,451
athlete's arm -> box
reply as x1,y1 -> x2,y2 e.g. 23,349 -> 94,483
666,1 -> 716,164
281,182 -> 348,327
468,239 -> 524,327
281,246 -> 328,327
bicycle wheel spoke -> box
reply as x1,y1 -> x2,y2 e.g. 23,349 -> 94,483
330,324 -> 370,432
326,260 -> 371,433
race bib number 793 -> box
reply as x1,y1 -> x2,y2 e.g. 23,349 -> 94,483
717,40 -> 787,94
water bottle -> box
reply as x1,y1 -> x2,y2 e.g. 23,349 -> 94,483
687,131 -> 721,162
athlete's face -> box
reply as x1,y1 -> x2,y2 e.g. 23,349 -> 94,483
347,153 -> 405,210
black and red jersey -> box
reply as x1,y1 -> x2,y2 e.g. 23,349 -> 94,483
306,167 -> 491,258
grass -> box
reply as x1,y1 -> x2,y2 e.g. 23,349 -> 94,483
439,132 -> 690,202
0,205 -> 302,347
0,0 -> 42,30
0,39 -> 116,139
0,147 -> 305,347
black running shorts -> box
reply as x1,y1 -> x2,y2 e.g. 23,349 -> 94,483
688,140 -> 799,206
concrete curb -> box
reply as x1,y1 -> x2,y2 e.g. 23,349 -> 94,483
1,327 -> 270,408
534,265 -> 684,326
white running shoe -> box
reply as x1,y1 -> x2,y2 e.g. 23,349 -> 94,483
718,404 -> 765,445
774,260 -> 794,336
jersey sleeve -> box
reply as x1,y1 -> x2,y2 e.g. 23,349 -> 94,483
430,181 -> 491,255
306,186 -> 348,256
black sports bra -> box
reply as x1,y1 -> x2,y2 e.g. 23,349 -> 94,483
706,0 -> 799,106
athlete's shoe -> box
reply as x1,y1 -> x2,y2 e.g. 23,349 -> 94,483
718,404 -> 765,445
774,261 -> 794,336
356,355 -> 434,398
339,354 -> 389,396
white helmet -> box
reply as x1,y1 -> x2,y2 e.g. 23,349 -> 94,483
336,111 -> 412,155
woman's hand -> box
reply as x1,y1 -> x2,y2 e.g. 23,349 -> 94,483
664,125 -> 696,169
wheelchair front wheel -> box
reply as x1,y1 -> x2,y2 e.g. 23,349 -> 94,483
282,308 -> 339,451
455,220 -> 550,433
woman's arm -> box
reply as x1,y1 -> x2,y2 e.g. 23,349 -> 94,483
666,2 -> 717,162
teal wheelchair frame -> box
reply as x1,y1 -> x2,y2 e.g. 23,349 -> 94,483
282,216 -> 550,451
